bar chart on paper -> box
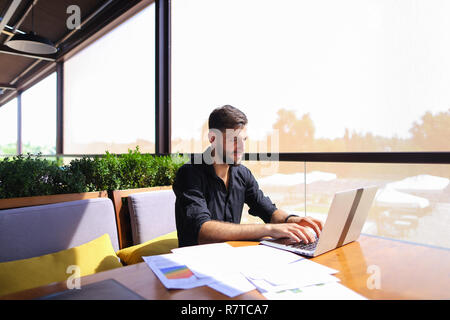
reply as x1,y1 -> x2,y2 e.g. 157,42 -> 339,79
161,265 -> 194,280
143,254 -> 215,289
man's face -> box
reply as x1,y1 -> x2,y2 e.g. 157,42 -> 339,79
213,126 -> 248,165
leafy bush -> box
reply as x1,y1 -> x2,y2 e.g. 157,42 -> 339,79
0,147 -> 188,199
0,154 -> 87,198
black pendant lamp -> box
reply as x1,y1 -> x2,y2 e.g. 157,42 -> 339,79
6,4 -> 57,54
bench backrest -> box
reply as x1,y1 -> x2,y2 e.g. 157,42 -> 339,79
0,198 -> 119,263
128,189 -> 176,245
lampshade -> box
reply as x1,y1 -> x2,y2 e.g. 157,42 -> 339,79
6,32 -> 57,55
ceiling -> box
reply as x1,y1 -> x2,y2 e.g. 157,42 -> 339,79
0,0 -> 152,107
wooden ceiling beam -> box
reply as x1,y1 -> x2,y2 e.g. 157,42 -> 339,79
0,83 -> 16,90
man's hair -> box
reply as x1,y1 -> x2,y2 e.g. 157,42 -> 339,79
208,105 -> 248,131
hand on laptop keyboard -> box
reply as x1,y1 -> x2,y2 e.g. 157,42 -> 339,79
284,215 -> 324,241
268,223 -> 317,243
287,235 -> 319,250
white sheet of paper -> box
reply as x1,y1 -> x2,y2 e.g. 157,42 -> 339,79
172,243 -> 257,297
243,258 -> 339,286
248,273 -> 340,293
232,244 -> 304,266
165,242 -> 345,297
177,255 -> 240,279
230,244 -> 305,278
171,243 -> 242,279
263,282 -> 367,300
292,258 -> 339,275
230,245 -> 304,268
171,242 -> 235,255
207,273 -> 256,298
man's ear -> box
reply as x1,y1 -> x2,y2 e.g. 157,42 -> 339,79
208,130 -> 215,144
208,129 -> 224,145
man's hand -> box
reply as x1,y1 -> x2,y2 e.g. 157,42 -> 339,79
197,213 -> 324,245
286,215 -> 324,239
267,223 -> 317,243
270,210 -> 324,243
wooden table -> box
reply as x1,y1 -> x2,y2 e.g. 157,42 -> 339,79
2,234 -> 449,300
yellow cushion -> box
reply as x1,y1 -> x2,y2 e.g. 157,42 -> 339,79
0,234 -> 123,297
116,231 -> 178,265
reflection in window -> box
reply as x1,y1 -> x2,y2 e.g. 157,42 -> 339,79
64,3 -> 155,155
21,73 -> 57,155
0,98 -> 17,155
242,161 -> 450,249
172,0 -> 450,153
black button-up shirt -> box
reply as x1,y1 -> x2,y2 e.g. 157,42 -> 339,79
173,151 -> 278,247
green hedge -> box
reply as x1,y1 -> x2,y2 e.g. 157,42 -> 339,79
0,147 -> 188,199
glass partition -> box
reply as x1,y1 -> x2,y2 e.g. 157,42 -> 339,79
239,160 -> 450,249
305,162 -> 449,248
0,98 -> 17,155
240,161 -> 306,224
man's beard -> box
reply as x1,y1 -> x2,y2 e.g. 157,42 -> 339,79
215,146 -> 241,166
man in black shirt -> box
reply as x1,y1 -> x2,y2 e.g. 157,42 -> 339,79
173,105 -> 323,247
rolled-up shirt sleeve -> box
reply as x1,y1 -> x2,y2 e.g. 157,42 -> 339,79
182,189 -> 212,239
173,166 -> 212,244
244,168 -> 278,223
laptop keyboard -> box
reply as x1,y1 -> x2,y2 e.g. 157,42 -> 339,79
260,235 -> 320,257
287,237 -> 319,251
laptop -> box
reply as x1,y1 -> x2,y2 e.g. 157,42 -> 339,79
261,185 -> 379,257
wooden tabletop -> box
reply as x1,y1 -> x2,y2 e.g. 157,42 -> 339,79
2,234 -> 449,300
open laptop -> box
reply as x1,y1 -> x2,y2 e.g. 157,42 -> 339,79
261,185 -> 379,257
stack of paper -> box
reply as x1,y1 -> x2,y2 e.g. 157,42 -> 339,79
143,243 -> 367,300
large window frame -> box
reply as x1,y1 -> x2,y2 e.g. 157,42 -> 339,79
0,0 -> 449,248
167,0 -> 450,249
1,0 -> 449,164
167,0 -> 450,165
0,0 -> 159,157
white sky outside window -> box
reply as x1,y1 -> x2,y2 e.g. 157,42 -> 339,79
21,73 -> 57,154
64,4 -> 155,154
172,0 -> 450,145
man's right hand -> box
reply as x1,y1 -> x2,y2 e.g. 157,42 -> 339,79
267,223 -> 317,243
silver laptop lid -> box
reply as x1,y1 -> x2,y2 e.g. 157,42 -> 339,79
313,185 -> 378,256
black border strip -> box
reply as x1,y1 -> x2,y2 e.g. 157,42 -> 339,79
193,152 -> 450,164
155,0 -> 171,155
5,152 -> 450,165
244,152 -> 450,164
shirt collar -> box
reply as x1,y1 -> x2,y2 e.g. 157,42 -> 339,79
202,147 -> 233,179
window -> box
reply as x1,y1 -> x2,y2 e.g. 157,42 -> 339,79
0,98 -> 17,155
21,73 -> 57,155
172,0 -> 450,248
243,161 -> 450,249
64,3 -> 155,155
172,0 -> 450,153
